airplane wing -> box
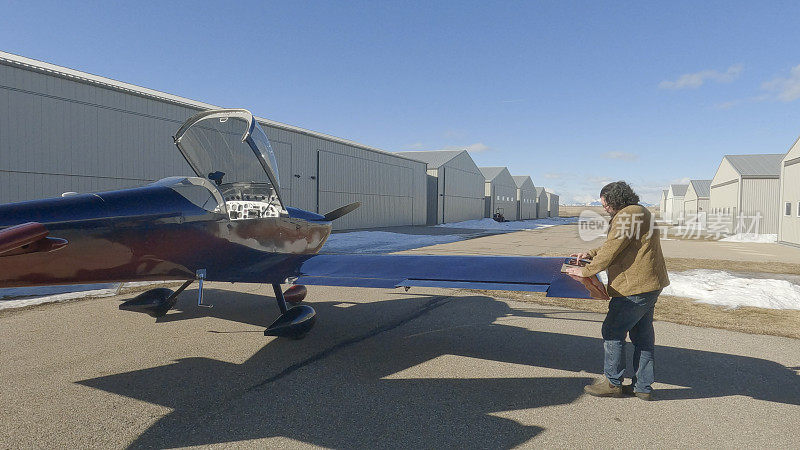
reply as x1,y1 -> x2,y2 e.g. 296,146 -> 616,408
288,254 -> 609,300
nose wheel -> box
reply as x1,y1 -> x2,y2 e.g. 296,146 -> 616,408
264,283 -> 316,339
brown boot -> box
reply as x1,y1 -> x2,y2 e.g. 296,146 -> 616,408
622,383 -> 653,400
584,377 -> 624,398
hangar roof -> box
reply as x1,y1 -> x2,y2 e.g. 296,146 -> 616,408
669,184 -> 689,196
0,50 -> 421,164
396,150 -> 464,168
512,175 -> 534,188
479,167 -> 508,181
724,153 -> 785,177
689,180 -> 712,198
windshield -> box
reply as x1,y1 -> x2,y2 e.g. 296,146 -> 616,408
173,109 -> 284,210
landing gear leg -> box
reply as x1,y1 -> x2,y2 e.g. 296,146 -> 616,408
264,283 -> 317,339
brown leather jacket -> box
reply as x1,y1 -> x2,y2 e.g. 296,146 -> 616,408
579,204 -> 670,297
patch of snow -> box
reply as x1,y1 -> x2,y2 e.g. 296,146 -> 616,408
436,217 -> 576,231
0,285 -> 119,310
322,231 -> 465,254
719,233 -> 778,243
663,269 -> 800,310
0,281 -> 171,311
599,269 -> 800,310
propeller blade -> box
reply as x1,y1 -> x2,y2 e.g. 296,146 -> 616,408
323,202 -> 361,221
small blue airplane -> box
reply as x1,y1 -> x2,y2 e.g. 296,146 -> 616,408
0,109 -> 607,339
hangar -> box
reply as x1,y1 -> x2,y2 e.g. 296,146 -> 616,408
546,192 -> 560,217
664,184 -> 688,224
480,167 -> 518,221
513,175 -> 537,219
659,190 -> 668,219
709,154 -> 783,234
779,139 -> 800,246
396,150 -> 484,224
0,51 -> 427,230
535,187 -> 549,218
683,180 -> 711,227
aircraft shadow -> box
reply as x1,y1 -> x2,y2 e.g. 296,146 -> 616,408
89,291 -> 799,448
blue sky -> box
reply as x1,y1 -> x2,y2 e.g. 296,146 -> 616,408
3,1 -> 800,204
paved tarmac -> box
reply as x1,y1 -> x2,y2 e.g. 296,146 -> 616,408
400,222 -> 800,263
2,224 -> 800,448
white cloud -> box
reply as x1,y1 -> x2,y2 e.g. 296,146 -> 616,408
465,142 -> 490,153
408,142 -> 425,149
761,64 -> 800,102
659,64 -> 743,90
601,151 -> 639,162
444,142 -> 491,153
543,172 -> 565,179
670,176 -> 691,185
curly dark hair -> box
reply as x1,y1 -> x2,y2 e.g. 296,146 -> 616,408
600,181 -> 640,211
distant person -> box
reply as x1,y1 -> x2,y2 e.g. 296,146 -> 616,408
566,181 -> 670,400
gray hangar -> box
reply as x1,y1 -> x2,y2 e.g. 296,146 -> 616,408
513,175 -> 537,219
0,51 -> 427,230
534,187 -> 549,219
709,153 -> 783,234
546,191 -> 560,217
778,139 -> 800,247
396,150 -> 485,224
480,167 -> 518,221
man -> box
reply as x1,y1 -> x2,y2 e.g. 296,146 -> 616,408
565,181 -> 669,400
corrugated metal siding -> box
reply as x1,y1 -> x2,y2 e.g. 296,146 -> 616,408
536,191 -> 548,218
547,194 -> 559,217
435,152 -> 484,223
517,188 -> 537,219
779,160 -> 800,244
1,60 -> 427,230
741,178 -> 780,234
441,165 -> 484,223
709,180 -> 739,233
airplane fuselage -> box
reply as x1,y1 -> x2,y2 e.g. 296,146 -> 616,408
0,181 -> 332,288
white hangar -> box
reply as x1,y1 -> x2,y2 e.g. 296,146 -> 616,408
480,167 -> 518,221
0,51 -> 427,230
779,139 -> 800,246
664,184 -> 688,224
535,187 -> 549,219
659,190 -> 668,219
546,191 -> 560,217
513,176 -> 537,219
709,154 -> 784,234
683,179 -> 711,226
396,150 -> 485,225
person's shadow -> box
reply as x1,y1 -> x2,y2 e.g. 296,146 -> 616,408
78,289 -> 799,448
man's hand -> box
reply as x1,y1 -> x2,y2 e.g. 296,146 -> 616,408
570,252 -> 591,261
564,266 -> 584,277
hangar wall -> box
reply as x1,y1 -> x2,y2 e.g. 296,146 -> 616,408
438,153 -> 485,223
0,52 -> 426,230
780,145 -> 800,246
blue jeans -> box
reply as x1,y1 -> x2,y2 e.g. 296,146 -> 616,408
602,289 -> 661,393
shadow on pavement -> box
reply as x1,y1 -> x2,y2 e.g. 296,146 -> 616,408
89,290 -> 799,448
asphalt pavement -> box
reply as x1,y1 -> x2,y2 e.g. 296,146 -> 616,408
1,224 -> 799,448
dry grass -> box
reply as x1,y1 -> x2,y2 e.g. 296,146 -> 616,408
471,256 -> 800,340
664,257 -> 800,275
476,256 -> 800,340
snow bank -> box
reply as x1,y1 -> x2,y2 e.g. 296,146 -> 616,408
719,233 -> 778,243
435,217 -> 576,231
0,281 -> 169,311
322,231 -> 465,254
600,269 -> 800,309
663,269 -> 800,310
